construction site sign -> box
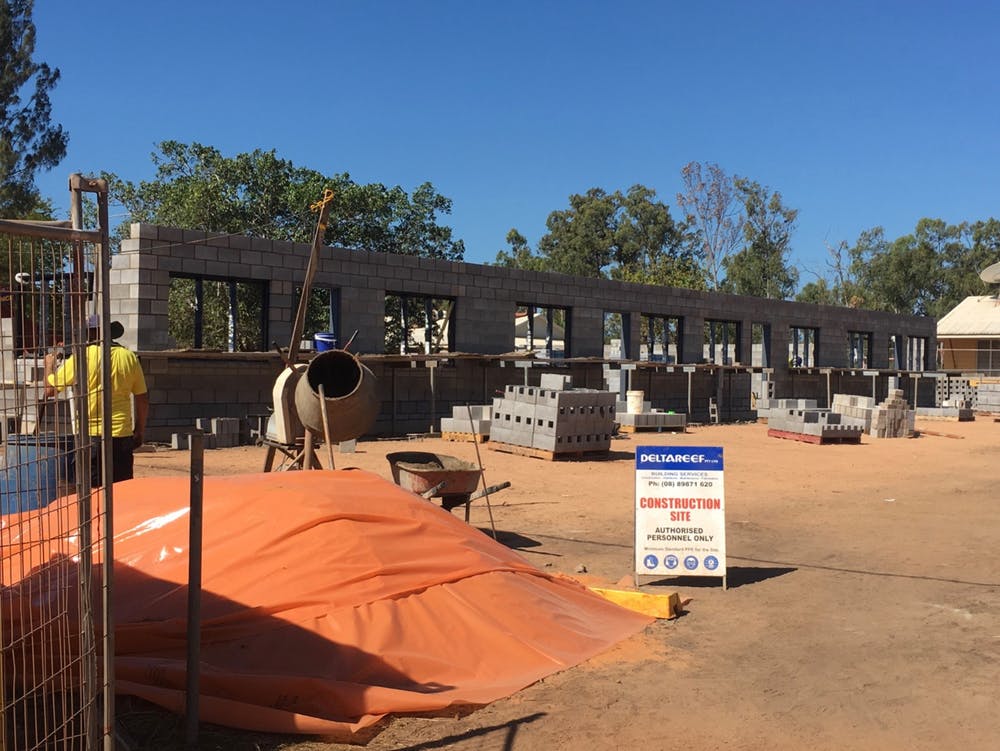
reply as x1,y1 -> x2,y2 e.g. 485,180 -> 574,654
634,446 -> 727,589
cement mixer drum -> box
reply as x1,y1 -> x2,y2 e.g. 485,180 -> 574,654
293,350 -> 378,442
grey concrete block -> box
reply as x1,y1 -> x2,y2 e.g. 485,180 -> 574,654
540,373 -> 573,390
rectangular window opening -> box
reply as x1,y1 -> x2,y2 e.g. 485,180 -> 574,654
384,293 -> 455,354
168,273 -> 267,352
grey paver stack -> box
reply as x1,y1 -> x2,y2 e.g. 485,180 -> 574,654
756,398 -> 818,422
868,389 -> 916,438
915,398 -> 975,421
829,394 -> 876,433
490,377 -> 615,454
767,407 -> 865,441
615,400 -> 687,430
977,380 -> 1000,412
439,404 -> 492,435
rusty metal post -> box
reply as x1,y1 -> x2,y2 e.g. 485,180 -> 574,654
287,192 -> 333,365
185,430 -> 205,748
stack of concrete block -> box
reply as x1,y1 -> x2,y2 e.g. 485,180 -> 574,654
767,407 -> 865,441
614,399 -> 687,431
439,404 -> 492,436
756,398 -> 818,422
830,394 -> 877,433
869,389 -> 916,438
935,377 -> 977,408
977,380 -> 1000,412
171,417 -> 243,450
490,383 -> 615,454
915,398 -> 975,421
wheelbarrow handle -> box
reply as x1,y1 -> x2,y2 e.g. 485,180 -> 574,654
467,481 -> 511,503
420,480 -> 449,499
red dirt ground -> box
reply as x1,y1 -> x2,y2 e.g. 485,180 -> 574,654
132,417 -> 1000,751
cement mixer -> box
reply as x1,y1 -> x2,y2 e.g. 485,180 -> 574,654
262,190 -> 378,470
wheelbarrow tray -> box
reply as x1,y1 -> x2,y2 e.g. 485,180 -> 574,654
386,452 -> 482,497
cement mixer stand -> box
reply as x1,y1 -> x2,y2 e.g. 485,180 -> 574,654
262,190 -> 379,471
263,190 -> 333,471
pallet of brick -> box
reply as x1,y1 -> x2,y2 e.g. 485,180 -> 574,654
766,407 -> 864,445
756,397 -> 819,422
869,389 -> 915,438
486,439 -> 613,462
617,411 -> 686,433
440,405 -> 492,442
976,380 -> 1000,412
830,393 -> 877,433
915,402 -> 975,421
488,384 -> 615,458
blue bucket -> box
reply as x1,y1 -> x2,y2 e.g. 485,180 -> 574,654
314,332 -> 338,352
1,433 -> 75,515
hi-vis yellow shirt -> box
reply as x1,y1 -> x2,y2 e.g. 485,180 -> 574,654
47,344 -> 148,437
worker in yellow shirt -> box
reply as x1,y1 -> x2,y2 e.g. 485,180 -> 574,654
43,316 -> 149,485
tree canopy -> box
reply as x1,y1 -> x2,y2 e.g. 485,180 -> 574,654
721,179 -> 799,299
107,141 -> 465,260
676,161 -> 744,291
0,0 -> 67,217
495,185 -> 704,289
797,219 -> 998,318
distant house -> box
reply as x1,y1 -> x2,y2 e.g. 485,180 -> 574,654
937,295 -> 1000,374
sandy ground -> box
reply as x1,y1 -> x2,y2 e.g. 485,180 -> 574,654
130,417 -> 1000,751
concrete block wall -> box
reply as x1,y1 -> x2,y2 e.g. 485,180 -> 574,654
139,351 -> 281,443
116,224 -> 937,371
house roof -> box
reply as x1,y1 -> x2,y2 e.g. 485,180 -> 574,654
937,295 -> 1000,339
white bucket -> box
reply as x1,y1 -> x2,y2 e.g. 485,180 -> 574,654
626,390 -> 644,414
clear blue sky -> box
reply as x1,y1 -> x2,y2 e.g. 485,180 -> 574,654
31,1 -> 1000,285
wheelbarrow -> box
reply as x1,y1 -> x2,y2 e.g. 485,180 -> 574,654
386,451 -> 511,522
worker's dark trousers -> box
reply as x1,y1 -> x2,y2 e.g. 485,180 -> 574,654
89,436 -> 136,486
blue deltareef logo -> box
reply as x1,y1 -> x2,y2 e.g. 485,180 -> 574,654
635,446 -> 724,471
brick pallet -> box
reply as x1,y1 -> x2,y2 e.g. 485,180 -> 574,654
487,440 -> 610,461
441,431 -> 489,443
617,424 -> 686,434
767,428 -> 861,445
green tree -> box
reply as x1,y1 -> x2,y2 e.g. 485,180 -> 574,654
496,185 -> 700,287
856,219 -> 994,318
494,229 -> 547,271
0,0 -> 68,217
722,179 -> 799,299
676,161 -> 744,291
107,141 -> 464,259
795,277 -> 839,306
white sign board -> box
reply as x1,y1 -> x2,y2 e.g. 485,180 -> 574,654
634,446 -> 727,586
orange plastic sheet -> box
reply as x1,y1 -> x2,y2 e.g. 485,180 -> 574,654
2,470 -> 651,741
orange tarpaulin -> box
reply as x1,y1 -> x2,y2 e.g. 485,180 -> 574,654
2,470 -> 651,741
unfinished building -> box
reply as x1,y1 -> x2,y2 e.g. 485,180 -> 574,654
104,223 -> 938,442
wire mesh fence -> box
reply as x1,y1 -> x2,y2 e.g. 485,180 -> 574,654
1,184 -> 112,750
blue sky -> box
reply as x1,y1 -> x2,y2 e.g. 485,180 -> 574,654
31,1 -> 1000,285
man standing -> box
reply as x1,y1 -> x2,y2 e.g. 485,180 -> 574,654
44,316 -> 149,485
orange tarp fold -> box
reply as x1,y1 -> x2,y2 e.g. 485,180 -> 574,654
2,470 -> 651,741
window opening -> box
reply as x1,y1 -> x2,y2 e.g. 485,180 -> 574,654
515,303 -> 569,357
705,319 -> 738,365
385,293 -> 455,354
168,273 -> 267,351
789,326 -> 818,367
603,311 -> 629,359
848,331 -> 872,368
639,314 -> 681,363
